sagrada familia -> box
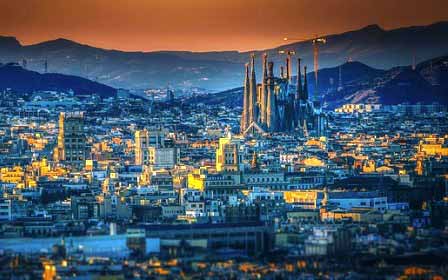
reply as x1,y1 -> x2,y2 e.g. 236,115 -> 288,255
240,54 -> 327,137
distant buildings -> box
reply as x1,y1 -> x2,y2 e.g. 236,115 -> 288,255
335,104 -> 382,113
304,226 -> 351,256
335,103 -> 447,114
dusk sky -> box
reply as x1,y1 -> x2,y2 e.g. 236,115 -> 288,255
1,0 -> 447,52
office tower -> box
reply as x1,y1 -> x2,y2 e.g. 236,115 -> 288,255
54,112 -> 86,168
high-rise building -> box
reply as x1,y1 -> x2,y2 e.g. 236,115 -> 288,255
54,112 -> 86,168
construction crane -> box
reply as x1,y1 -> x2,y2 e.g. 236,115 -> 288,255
283,36 -> 327,97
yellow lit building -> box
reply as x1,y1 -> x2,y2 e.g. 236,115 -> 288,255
215,133 -> 243,172
321,208 -> 383,223
283,190 -> 320,209
187,167 -> 209,191
0,166 -> 25,185
419,143 -> 448,156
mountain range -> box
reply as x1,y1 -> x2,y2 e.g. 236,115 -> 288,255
1,21 -> 448,90
188,55 -> 448,109
0,62 -> 116,98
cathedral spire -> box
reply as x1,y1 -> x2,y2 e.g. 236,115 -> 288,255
266,61 -> 276,131
249,54 -> 257,125
268,61 -> 274,78
297,58 -> 303,100
303,65 -> 308,101
262,53 -> 268,81
260,53 -> 268,125
240,63 -> 250,132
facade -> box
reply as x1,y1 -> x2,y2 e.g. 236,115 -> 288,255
0,199 -> 12,221
283,190 -> 388,212
148,147 -> 179,169
135,129 -> 179,169
187,167 -> 243,198
141,222 -> 272,254
71,194 -> 100,220
240,54 -> 327,136
54,112 -> 86,168
215,133 -> 244,172
304,226 -> 351,256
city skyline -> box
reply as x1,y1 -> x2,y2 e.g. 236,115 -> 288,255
1,0 -> 448,52
0,1 -> 447,278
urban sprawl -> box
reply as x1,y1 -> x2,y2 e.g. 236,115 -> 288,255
0,56 -> 447,279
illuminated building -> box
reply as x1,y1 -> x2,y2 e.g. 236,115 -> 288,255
54,112 -> 86,168
215,133 -> 244,172
418,137 -> 448,156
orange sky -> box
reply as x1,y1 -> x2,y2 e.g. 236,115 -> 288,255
1,0 -> 447,52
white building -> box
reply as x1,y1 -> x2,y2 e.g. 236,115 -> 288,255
328,191 -> 388,212
148,147 -> 179,169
